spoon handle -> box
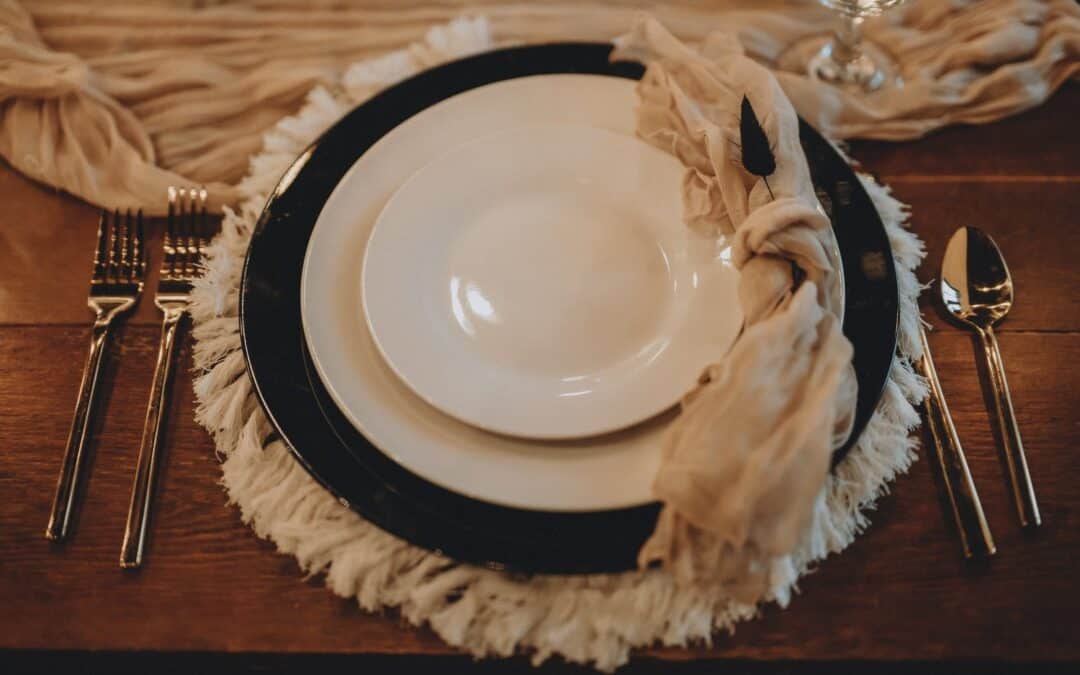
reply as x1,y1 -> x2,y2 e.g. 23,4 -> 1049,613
977,325 -> 1041,528
919,326 -> 996,557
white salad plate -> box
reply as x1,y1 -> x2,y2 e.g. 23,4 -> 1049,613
300,74 -> 843,511
361,124 -> 742,440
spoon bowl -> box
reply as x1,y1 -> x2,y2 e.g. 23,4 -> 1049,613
941,227 -> 1013,328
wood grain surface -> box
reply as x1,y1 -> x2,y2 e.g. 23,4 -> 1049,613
1,72 -> 1078,674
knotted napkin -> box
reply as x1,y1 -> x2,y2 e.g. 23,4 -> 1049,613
614,18 -> 857,602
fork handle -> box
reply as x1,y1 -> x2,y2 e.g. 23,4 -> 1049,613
977,324 -> 1040,528
46,319 -> 114,541
120,308 -> 184,568
919,325 -> 995,558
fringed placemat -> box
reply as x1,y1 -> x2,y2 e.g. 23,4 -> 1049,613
190,17 -> 927,672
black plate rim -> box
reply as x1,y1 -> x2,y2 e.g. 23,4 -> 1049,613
237,42 -> 899,574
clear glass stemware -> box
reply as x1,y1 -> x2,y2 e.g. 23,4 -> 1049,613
805,0 -> 906,92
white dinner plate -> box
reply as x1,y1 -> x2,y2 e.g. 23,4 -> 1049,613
301,74 -> 842,511
362,125 -> 742,439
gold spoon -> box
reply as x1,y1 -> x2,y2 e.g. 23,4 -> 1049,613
941,226 -> 1040,528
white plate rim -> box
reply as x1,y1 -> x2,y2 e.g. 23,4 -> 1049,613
300,74 -> 844,511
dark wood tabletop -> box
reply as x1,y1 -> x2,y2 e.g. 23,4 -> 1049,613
2,83 -> 1078,674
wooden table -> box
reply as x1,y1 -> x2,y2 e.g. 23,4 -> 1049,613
2,78 -> 1078,673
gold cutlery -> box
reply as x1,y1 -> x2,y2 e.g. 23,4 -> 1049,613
941,226 -> 1040,529
47,210 -> 145,541
120,187 -> 209,568
918,324 -> 995,557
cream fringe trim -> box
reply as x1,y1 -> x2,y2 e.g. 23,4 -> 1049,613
189,17 -> 927,672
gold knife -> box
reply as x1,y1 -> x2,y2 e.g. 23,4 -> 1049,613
919,323 -> 995,558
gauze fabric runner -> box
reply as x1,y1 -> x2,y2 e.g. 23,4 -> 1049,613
613,18 -> 857,602
0,1 -> 240,212
1,0 -> 1077,214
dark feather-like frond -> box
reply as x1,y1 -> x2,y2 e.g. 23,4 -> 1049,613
739,95 -> 776,199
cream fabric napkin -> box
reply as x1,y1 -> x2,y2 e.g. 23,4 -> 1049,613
1,1 -> 1077,215
613,17 -> 857,603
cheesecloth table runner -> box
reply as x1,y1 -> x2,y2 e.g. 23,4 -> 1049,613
187,17 -> 927,670
2,0 -> 1077,214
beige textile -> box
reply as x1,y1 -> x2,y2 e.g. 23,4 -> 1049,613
771,0 -> 1080,138
0,1 -> 1077,214
613,18 -> 857,602
184,21 -> 929,668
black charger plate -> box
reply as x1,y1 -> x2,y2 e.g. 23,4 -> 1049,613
240,43 -> 898,574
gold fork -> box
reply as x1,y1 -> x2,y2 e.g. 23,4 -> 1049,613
47,210 -> 146,541
120,187 -> 209,568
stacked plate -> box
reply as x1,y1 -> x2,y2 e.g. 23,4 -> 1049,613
240,43 -> 899,573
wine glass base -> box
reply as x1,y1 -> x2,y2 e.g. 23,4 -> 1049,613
778,34 -> 902,92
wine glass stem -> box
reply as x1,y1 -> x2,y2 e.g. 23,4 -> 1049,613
833,14 -> 863,66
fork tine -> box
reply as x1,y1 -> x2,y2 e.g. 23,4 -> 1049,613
186,188 -> 201,277
193,188 -> 207,270
109,208 -> 123,283
198,200 -> 210,259
165,187 -> 178,280
180,188 -> 193,278
125,209 -> 142,282
193,189 -> 205,271
175,190 -> 185,280
171,188 -> 182,279
135,210 -> 146,280
183,188 -> 193,277
93,211 -> 110,282
120,209 -> 135,282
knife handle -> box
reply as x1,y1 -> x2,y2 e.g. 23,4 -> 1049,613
919,325 -> 996,558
